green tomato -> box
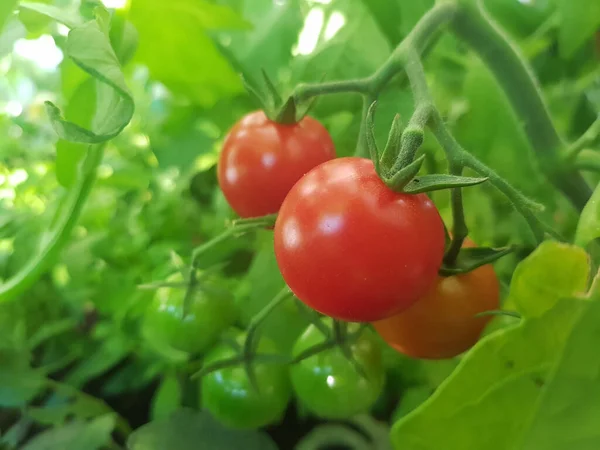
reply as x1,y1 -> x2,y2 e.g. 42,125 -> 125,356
290,322 -> 385,419
201,331 -> 291,429
142,273 -> 237,355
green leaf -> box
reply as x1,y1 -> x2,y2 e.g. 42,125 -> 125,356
575,182 -> 600,248
46,14 -> 134,143
557,0 -> 600,58
55,77 -> 96,187
0,368 -> 45,407
518,285 -> 600,449
391,297 -> 586,449
0,0 -> 18,33
359,0 -> 403,46
402,174 -> 488,194
18,1 -> 83,29
440,246 -> 514,276
509,241 -> 589,318
126,409 -> 277,450
129,0 -> 249,106
21,414 -> 115,450
151,372 -> 182,421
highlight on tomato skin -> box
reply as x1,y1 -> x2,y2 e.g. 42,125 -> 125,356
217,110 -> 336,219
372,238 -> 501,360
273,156 -> 446,323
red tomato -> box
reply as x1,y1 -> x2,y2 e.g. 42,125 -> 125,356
217,111 -> 336,218
273,157 -> 445,322
373,238 -> 500,359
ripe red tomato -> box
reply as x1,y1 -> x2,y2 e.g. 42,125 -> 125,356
373,238 -> 500,359
273,157 -> 445,322
217,110 -> 336,218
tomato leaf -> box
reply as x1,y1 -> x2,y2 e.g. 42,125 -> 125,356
575,181 -> 600,248
0,0 -> 18,33
151,372 -> 182,421
391,297 -> 586,449
440,246 -> 514,276
402,174 -> 488,194
21,414 -> 116,450
45,11 -> 134,144
18,1 -> 83,29
509,241 -> 589,318
556,0 -> 600,59
126,409 -> 277,450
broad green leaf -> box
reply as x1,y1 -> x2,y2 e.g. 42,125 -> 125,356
46,14 -> 134,143
0,368 -> 45,407
510,241 -> 589,318
391,298 -> 585,450
21,414 -> 115,450
360,0 -> 403,46
575,182 -> 600,248
126,409 -> 277,450
0,0 -> 18,33
19,1 -> 83,29
151,372 -> 182,421
557,0 -> 600,58
218,0 -> 303,77
518,285 -> 600,449
129,0 -> 249,106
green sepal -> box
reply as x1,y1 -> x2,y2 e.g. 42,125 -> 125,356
384,155 -> 426,191
394,128 -> 425,169
275,96 -> 298,125
365,101 -> 382,175
380,114 -> 403,169
241,74 -> 271,113
261,68 -> 282,108
439,246 -> 514,276
402,174 -> 488,194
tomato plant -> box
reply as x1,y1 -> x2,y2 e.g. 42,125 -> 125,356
1,0 -> 599,449
274,157 -> 446,322
217,110 -> 336,218
373,238 -> 500,359
200,331 -> 291,429
290,322 -> 385,419
141,273 -> 238,355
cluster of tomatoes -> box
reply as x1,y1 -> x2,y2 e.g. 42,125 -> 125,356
143,111 -> 500,429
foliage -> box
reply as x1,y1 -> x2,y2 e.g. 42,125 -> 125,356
0,0 -> 599,449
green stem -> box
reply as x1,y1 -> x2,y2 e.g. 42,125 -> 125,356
574,149 -> 600,172
0,144 -> 104,303
444,164 -> 468,265
451,0 -> 591,210
566,118 -> 600,160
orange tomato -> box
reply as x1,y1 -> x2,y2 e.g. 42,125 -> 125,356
372,238 -> 500,359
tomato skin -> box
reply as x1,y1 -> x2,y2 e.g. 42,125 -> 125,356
273,157 -> 445,322
217,110 -> 336,218
201,332 -> 291,429
142,273 -> 237,355
290,322 -> 385,419
373,239 -> 500,359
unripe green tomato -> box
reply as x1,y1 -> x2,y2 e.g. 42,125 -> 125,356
201,331 -> 291,429
142,273 -> 237,355
290,322 -> 385,419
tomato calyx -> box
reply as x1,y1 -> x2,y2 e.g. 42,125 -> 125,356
439,245 -> 515,276
365,102 -> 489,193
241,70 -> 314,125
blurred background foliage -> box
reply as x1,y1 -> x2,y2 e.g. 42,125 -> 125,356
0,0 -> 598,448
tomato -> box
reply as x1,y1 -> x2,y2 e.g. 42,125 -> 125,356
201,331 -> 291,429
142,273 -> 237,355
217,110 -> 336,218
290,322 -> 385,419
373,238 -> 500,359
273,157 -> 445,322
